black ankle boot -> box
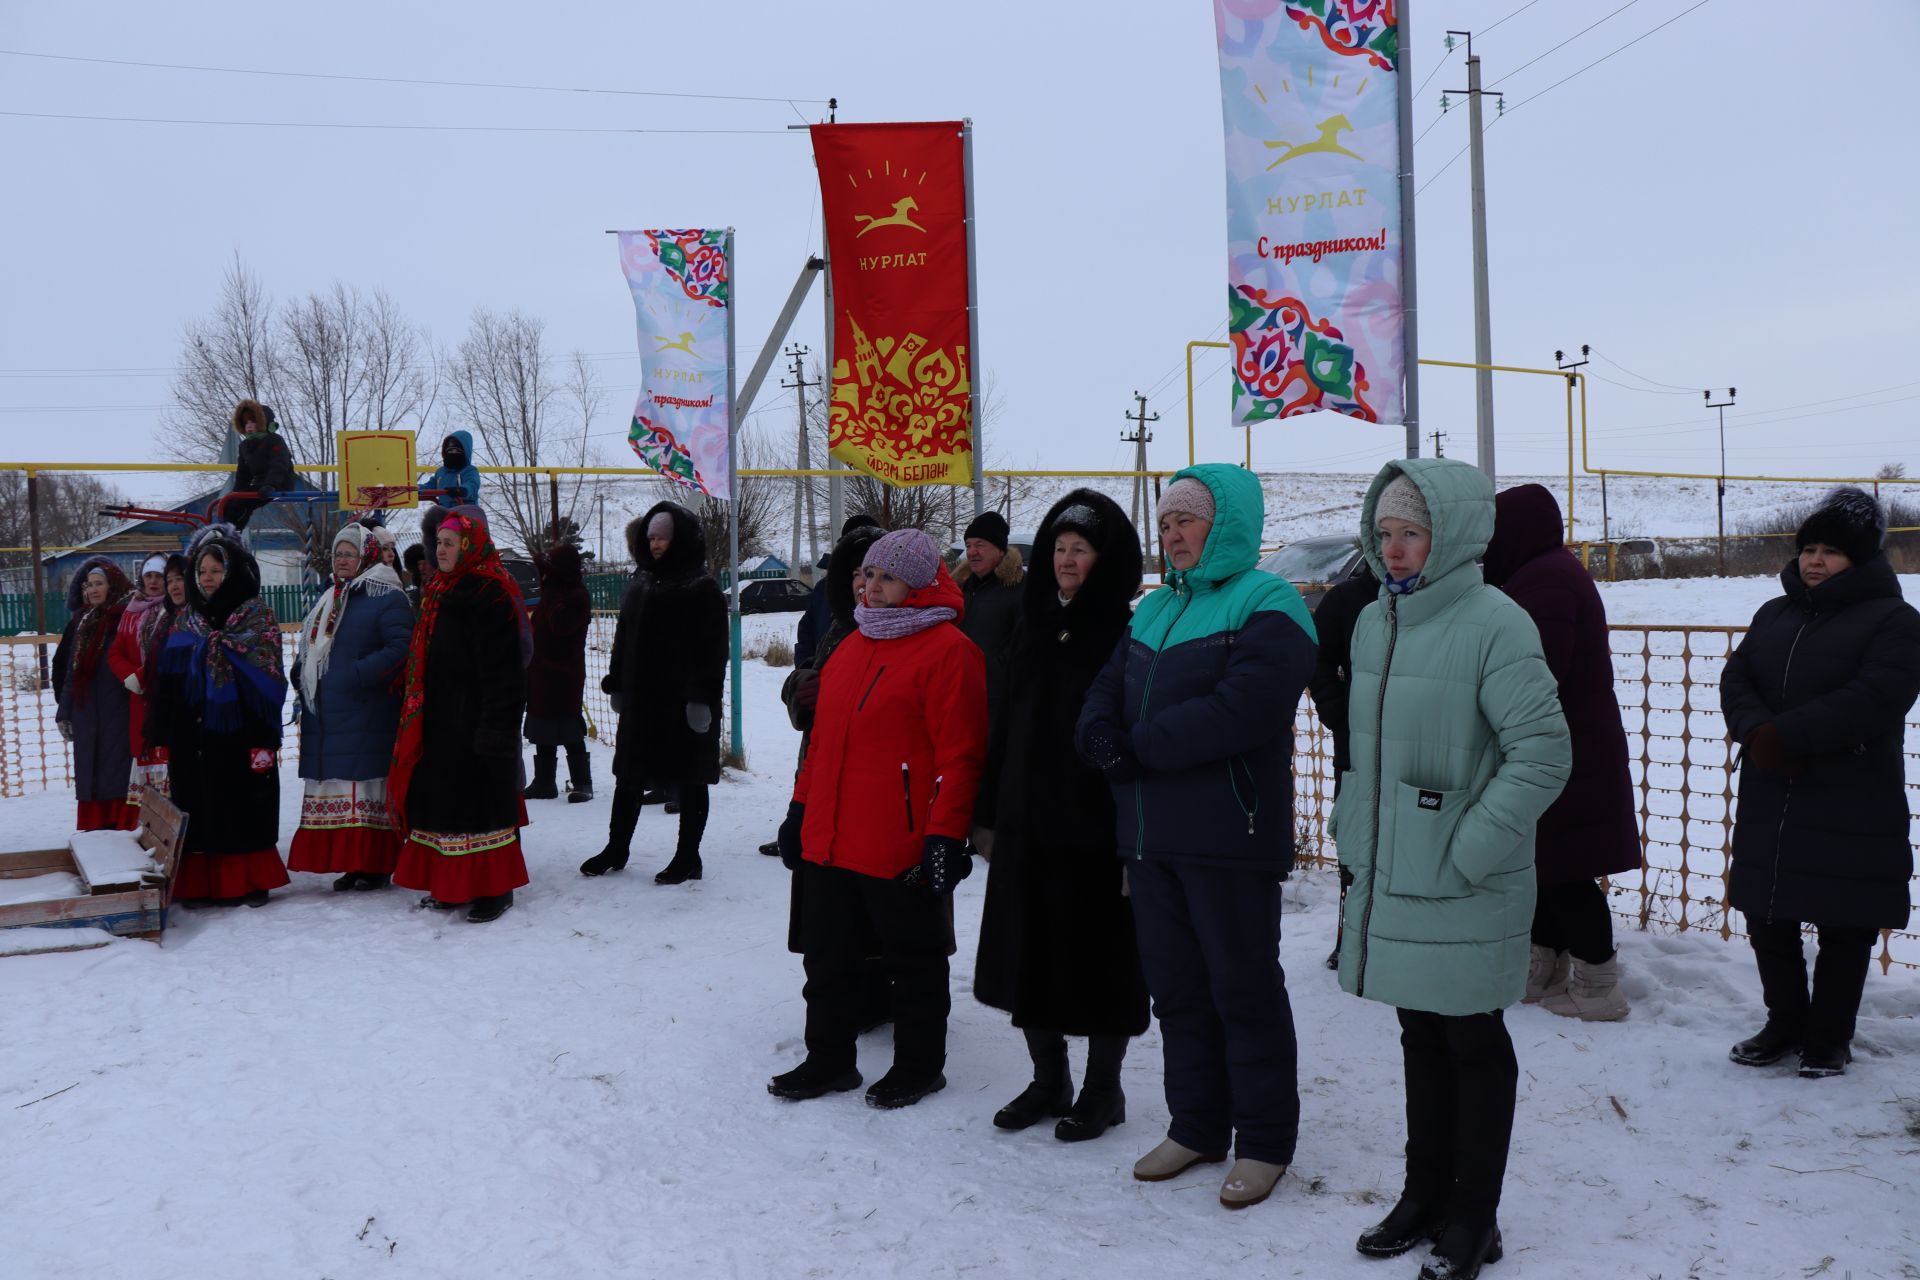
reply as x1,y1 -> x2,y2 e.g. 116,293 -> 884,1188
332,871 -> 362,892
580,846 -> 629,877
654,849 -> 702,885
565,749 -> 592,803
1054,1083 -> 1125,1142
866,1066 -> 946,1110
1798,1044 -> 1852,1078
466,891 -> 513,924
768,1058 -> 862,1101
1419,1223 -> 1503,1280
993,1078 -> 1074,1130
1356,1195 -> 1443,1258
353,873 -> 391,891
1730,1022 -> 1803,1066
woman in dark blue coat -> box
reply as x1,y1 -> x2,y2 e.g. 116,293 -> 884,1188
1721,488 -> 1920,1078
287,524 -> 414,890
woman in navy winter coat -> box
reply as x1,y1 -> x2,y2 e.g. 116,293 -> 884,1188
1483,484 -> 1639,1021
287,524 -> 414,889
1721,487 -> 1920,1078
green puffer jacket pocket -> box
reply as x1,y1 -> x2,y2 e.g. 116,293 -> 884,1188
1384,781 -> 1472,899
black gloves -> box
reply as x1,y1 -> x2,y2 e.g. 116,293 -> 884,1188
686,702 -> 713,734
894,835 -> 972,895
778,801 -> 806,871
1081,723 -> 1141,784
257,485 -> 277,502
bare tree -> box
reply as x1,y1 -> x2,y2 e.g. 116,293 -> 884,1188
0,473 -> 131,582
1876,462 -> 1908,481
361,289 -> 438,432
161,256 -> 278,463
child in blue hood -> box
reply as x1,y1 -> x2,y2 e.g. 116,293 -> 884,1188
429,431 -> 482,509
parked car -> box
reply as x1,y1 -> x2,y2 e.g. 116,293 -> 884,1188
1255,535 -> 1365,612
501,556 -> 541,612
739,578 -> 812,614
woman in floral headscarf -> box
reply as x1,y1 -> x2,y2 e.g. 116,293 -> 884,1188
107,553 -> 181,808
287,523 -> 413,890
388,506 -> 530,924
147,525 -> 291,905
52,555 -> 138,831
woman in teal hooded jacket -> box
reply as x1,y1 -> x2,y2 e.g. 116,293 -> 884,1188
1076,463 -> 1318,1211
1333,458 -> 1570,1279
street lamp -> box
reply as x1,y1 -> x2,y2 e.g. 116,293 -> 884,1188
1706,387 -> 1737,576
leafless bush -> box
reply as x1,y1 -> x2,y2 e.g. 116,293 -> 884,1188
762,638 -> 795,668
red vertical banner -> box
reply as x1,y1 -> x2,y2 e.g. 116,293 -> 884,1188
810,122 -> 973,488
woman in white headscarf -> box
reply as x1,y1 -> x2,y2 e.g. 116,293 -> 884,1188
286,524 -> 414,890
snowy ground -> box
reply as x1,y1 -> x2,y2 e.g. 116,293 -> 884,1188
4,631 -> 1919,1279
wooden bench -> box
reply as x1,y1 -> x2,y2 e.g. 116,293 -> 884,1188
0,786 -> 188,953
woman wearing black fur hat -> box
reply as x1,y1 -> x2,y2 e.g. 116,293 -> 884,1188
1721,487 -> 1920,1077
583,502 -> 728,884
973,490 -> 1149,1143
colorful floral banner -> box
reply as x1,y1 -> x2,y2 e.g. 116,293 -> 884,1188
810,122 -> 973,488
615,229 -> 733,499
1216,0 -> 1404,425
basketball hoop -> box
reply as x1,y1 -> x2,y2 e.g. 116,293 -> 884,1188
350,483 -> 416,511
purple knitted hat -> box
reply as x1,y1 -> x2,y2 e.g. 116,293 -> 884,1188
861,528 -> 940,590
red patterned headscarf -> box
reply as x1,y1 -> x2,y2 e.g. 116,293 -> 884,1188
66,556 -> 135,707
386,510 -> 522,832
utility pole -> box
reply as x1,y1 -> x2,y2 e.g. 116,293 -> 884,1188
781,343 -> 820,579
596,489 -> 607,569
1122,392 -> 1159,558
1427,430 -> 1447,458
1706,387 -> 1737,577
1449,32 -> 1499,481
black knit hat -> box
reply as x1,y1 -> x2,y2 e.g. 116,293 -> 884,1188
1796,486 -> 1886,565
964,510 -> 1010,551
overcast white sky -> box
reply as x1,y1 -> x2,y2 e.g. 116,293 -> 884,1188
4,0 -> 1917,502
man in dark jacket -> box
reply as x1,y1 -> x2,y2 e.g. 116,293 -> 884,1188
955,510 -> 1025,719
224,399 -> 296,531
1306,554 -> 1376,969
1484,484 -> 1639,1021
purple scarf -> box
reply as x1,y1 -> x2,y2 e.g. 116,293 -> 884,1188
855,601 -> 956,641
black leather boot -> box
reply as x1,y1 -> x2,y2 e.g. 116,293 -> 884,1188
654,847 -> 703,885
565,747 -> 592,803
1729,1022 -> 1803,1067
995,1031 -> 1072,1130
1356,1196 -> 1444,1258
466,891 -> 514,923
768,1058 -> 862,1101
1419,1223 -> 1503,1279
579,846 -> 629,877
1055,1033 -> 1127,1141
1798,1044 -> 1852,1078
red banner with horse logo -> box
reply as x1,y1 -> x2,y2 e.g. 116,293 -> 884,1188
810,122 -> 973,489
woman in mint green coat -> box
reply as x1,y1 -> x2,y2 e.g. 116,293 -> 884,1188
1332,458 -> 1570,1280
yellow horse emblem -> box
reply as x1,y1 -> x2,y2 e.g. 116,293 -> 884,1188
1264,115 -> 1363,169
654,332 -> 698,356
853,197 -> 927,238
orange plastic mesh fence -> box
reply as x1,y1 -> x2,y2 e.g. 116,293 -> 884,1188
6,622 -> 1915,969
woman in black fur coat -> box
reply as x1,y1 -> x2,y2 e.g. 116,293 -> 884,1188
583,502 -> 728,885
973,489 -> 1149,1142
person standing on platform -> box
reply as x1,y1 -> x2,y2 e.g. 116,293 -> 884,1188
223,400 -> 296,532
428,430 -> 483,509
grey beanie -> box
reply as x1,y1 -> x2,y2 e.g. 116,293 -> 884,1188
1375,473 -> 1431,532
1157,477 -> 1216,525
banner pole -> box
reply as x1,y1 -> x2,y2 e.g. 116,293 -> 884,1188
822,182 -> 845,540
1397,0 -> 1422,459
963,119 -> 984,518
725,229 -> 744,765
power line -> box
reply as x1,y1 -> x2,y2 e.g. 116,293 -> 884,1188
1481,0 -> 1548,37
0,48 -> 830,105
1498,0 -> 1642,85
0,109 -> 794,135
1415,0 -> 1713,198
1586,347 -> 1699,392
1585,370 -> 1698,397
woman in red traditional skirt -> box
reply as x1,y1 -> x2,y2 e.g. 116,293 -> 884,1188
107,553 -> 178,807
288,524 -> 414,889
389,507 -> 530,924
147,525 -> 291,906
53,556 -> 138,831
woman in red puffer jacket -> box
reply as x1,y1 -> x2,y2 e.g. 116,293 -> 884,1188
770,528 -> 987,1112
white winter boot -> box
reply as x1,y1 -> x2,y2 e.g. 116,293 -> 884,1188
1541,955 -> 1629,1022
1524,944 -> 1570,1003
1219,1158 -> 1287,1209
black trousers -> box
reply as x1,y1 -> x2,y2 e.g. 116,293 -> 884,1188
1530,878 -> 1616,964
533,743 -> 591,782
1127,858 -> 1299,1164
801,861 -> 953,1076
607,781 -> 709,857
1747,918 -> 1877,1050
1397,1008 -> 1518,1233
